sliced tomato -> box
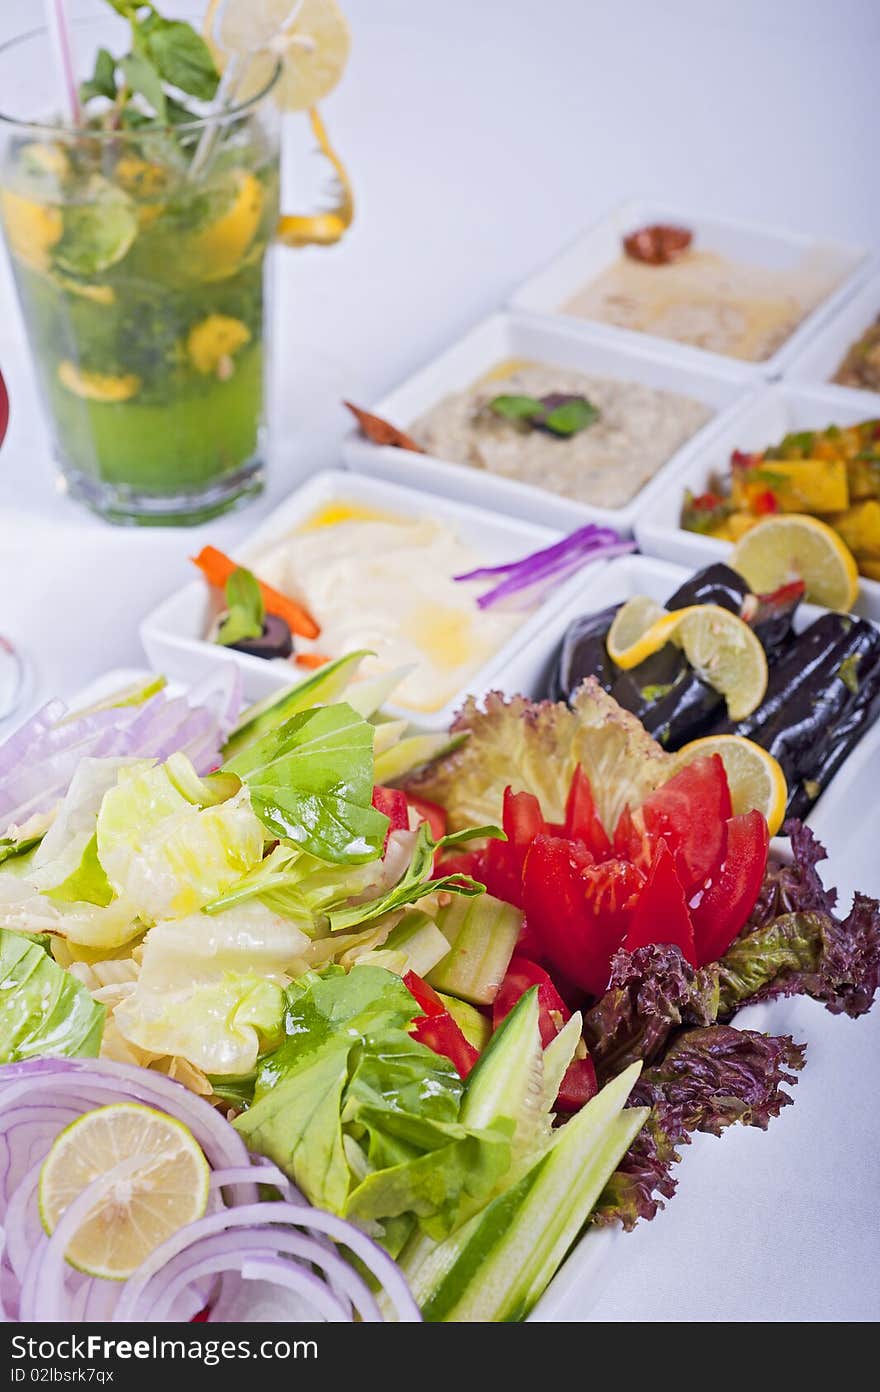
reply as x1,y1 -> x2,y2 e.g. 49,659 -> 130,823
522,837 -> 641,997
372,785 -> 410,831
503,787 -> 547,853
493,956 -> 598,1113
405,793 -> 447,842
403,971 -> 479,1077
372,785 -> 409,850
564,766 -> 611,860
492,955 -> 570,1046
691,810 -> 769,967
475,837 -> 525,907
556,1056 -> 598,1112
639,755 -> 732,895
623,837 -> 696,965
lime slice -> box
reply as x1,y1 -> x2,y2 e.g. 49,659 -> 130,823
731,513 -> 859,612
672,734 -> 787,835
607,596 -> 677,668
38,1103 -> 210,1280
53,178 -> 137,276
207,0 -> 352,112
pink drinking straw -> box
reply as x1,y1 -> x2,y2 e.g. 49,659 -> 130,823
43,0 -> 81,125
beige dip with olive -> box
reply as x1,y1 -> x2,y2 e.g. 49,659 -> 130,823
409,361 -> 711,509
563,250 -> 841,362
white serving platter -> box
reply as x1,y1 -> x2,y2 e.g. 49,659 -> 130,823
634,380 -> 880,621
139,467 -> 616,733
509,197 -> 869,380
341,311 -> 749,534
783,269 -> 880,397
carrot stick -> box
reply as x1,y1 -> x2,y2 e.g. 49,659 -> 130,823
294,652 -> 331,670
192,545 -> 320,640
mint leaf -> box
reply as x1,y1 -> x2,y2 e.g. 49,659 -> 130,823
489,394 -> 543,425
120,51 -> 167,121
144,19 -> 220,102
216,566 -> 265,647
541,395 -> 600,437
79,46 -> 118,105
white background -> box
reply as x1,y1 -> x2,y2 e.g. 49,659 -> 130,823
1,0 -> 879,1321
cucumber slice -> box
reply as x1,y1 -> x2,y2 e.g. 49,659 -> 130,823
373,732 -> 465,786
412,1061 -> 646,1321
382,909 -> 451,977
221,650 -> 372,760
427,894 -> 521,1005
541,1011 -> 583,1111
460,988 -> 544,1160
437,994 -> 491,1053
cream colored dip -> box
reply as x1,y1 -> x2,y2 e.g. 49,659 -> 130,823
253,502 -> 525,714
410,360 -> 710,509
563,249 -> 841,362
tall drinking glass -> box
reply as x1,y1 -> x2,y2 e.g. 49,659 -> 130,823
0,11 -> 347,525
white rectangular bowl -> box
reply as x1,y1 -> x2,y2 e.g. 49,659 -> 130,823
341,311 -> 750,534
634,380 -> 880,620
783,269 -> 880,397
509,197 -> 869,380
139,467 -> 618,733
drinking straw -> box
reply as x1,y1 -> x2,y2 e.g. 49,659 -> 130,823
44,0 -> 81,125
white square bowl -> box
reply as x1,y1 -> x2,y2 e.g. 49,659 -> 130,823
509,197 -> 869,379
139,468 -> 618,733
783,269 -> 880,398
341,311 -> 750,534
634,381 -> 880,621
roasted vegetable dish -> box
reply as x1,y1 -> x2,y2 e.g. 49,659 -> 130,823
545,562 -> 880,819
681,420 -> 880,581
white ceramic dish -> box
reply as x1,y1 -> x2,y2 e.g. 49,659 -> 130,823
139,468 -> 615,733
341,311 -> 749,534
509,197 -> 869,380
783,269 -> 880,398
634,380 -> 880,620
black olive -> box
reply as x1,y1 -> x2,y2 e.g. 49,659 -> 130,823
227,614 -> 293,660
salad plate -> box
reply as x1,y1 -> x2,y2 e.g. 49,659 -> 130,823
509,198 -> 869,379
139,468 -> 622,732
341,311 -> 748,533
634,380 -> 880,620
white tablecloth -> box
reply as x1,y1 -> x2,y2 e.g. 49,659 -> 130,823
1,0 -> 878,1321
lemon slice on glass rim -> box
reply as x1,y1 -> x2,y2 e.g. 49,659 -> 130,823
608,598 -> 768,722
205,0 -> 352,112
672,734 -> 788,835
38,1102 -> 210,1281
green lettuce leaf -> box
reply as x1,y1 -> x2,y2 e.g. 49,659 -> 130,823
0,929 -> 104,1061
223,703 -> 389,865
327,823 -> 488,934
46,833 -> 113,908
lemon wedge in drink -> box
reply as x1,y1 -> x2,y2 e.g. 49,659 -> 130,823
38,1103 -> 210,1280
206,0 -> 351,111
672,734 -> 788,835
731,513 -> 859,612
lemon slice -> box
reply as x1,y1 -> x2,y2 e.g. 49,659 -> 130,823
607,595 -> 678,668
731,514 -> 859,612
207,0 -> 351,112
608,599 -> 768,721
38,1103 -> 210,1280
675,606 -> 768,722
672,734 -> 788,835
